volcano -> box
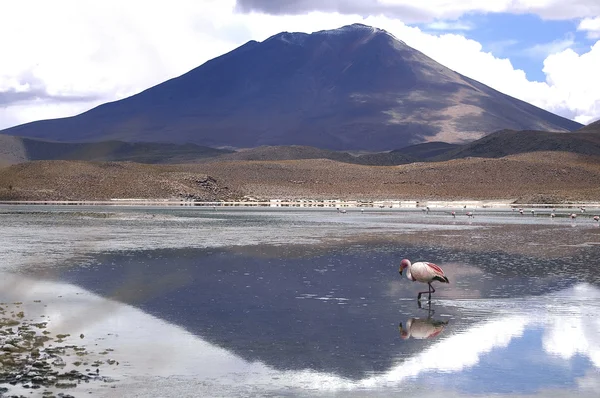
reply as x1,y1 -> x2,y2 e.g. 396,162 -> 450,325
0,24 -> 581,151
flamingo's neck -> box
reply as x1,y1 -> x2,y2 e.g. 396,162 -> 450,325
406,267 -> 413,281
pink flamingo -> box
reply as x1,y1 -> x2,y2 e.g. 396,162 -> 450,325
571,213 -> 577,220
594,215 -> 599,222
399,259 -> 450,301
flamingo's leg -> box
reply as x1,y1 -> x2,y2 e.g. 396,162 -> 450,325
428,283 -> 436,301
417,299 -> 435,316
417,283 -> 434,301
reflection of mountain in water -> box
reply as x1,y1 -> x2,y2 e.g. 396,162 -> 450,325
55,242 -> 597,380
4,271 -> 599,396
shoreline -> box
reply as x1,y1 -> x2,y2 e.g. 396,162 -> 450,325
1,199 -> 600,210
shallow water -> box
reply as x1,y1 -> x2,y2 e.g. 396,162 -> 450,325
1,205 -> 599,397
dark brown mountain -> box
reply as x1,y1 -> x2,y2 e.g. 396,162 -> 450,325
201,145 -> 414,165
0,134 -> 231,165
576,119 -> 600,133
434,129 -> 600,160
388,141 -> 460,160
0,24 -> 581,151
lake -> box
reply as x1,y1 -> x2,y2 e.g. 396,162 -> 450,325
1,205 -> 599,397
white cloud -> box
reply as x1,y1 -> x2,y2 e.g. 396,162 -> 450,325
0,0 -> 242,120
239,0 -> 600,21
1,0 -> 600,131
578,17 -> 600,39
426,20 -> 473,31
541,42 -> 600,123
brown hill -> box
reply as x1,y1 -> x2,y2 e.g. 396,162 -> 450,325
0,161 -> 239,201
2,153 -> 599,202
0,135 -> 28,166
193,153 -> 600,202
0,24 -> 581,151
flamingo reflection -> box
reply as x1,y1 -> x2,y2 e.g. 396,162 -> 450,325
399,317 -> 449,340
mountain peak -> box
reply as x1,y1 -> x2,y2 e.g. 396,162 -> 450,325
264,23 -> 401,47
316,23 -> 402,43
317,23 -> 379,35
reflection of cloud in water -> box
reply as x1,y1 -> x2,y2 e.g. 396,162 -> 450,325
361,315 -> 530,388
2,272 -> 600,396
543,285 -> 600,367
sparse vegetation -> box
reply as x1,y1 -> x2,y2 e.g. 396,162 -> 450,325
0,152 -> 599,202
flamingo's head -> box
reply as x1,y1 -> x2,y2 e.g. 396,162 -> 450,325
398,323 -> 409,339
399,259 -> 410,275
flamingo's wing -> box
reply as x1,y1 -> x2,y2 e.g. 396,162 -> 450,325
428,325 -> 446,339
426,262 -> 445,277
426,262 -> 450,283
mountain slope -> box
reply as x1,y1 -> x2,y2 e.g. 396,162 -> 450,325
0,24 -> 581,151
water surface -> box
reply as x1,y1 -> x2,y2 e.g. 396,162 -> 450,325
1,205 -> 599,397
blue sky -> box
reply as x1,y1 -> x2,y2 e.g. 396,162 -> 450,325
0,0 -> 599,129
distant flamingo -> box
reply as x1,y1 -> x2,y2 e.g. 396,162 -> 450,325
466,211 -> 474,218
399,259 -> 450,301
399,318 -> 449,340
594,215 -> 599,222
571,213 -> 577,219
531,209 -> 535,216
451,211 -> 456,218
550,212 -> 555,218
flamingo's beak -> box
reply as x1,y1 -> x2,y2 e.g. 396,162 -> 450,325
399,268 -> 403,275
